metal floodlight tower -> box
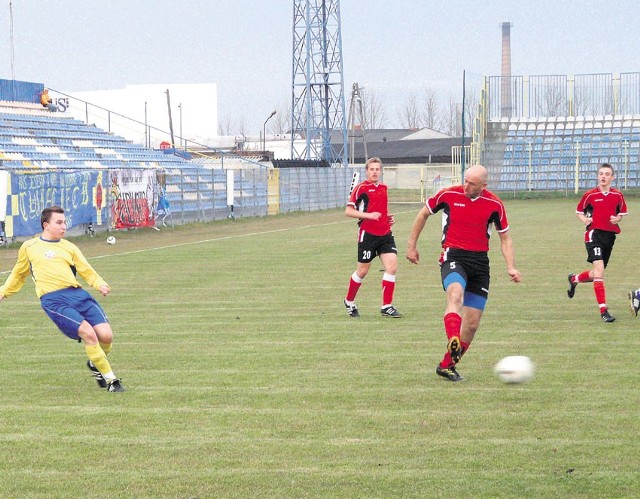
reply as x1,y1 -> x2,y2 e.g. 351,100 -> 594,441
291,0 -> 348,166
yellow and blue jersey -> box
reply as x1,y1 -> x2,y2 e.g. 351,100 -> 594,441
0,237 -> 108,298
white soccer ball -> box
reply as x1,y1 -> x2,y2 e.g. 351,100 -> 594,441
494,355 -> 535,384
106,236 -> 117,245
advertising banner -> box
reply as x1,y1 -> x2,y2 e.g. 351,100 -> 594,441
109,169 -> 158,229
8,170 -> 101,236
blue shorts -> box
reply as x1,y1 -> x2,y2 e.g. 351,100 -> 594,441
440,248 -> 490,310
40,287 -> 109,341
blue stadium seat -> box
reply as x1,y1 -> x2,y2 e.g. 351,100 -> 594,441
0,109 -> 194,170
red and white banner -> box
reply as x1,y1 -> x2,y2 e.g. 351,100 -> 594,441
109,170 -> 158,229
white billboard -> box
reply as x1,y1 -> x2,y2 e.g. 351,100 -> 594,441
60,83 -> 218,149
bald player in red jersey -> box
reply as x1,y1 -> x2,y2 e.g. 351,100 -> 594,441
343,157 -> 402,318
406,165 -> 521,382
567,163 -> 628,322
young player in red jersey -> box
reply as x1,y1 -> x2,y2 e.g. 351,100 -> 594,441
343,157 -> 402,318
567,163 -> 628,322
406,165 -> 521,381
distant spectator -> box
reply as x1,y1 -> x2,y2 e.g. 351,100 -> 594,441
40,88 -> 57,112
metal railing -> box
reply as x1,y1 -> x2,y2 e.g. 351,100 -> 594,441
50,89 -> 266,170
487,72 -> 640,120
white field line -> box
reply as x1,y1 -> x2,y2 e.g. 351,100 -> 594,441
1,209 -> 418,274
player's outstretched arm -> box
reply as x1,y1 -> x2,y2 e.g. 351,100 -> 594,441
0,244 -> 30,299
498,231 -> 521,283
406,206 -> 431,264
71,245 -> 109,292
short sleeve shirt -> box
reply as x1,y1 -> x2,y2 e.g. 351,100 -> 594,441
426,185 -> 509,252
576,187 -> 627,234
347,181 -> 391,236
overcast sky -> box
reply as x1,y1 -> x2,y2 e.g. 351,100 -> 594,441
2,1 -> 640,134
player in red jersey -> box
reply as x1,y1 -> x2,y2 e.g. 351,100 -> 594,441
406,165 -> 521,381
567,163 -> 628,322
343,157 -> 402,318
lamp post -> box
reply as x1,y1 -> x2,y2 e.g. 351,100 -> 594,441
144,101 -> 148,148
527,141 -> 533,191
178,103 -> 183,150
262,110 -> 277,154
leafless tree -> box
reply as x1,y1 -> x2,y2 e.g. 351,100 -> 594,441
530,76 -> 567,117
270,102 -> 292,134
463,88 -> 478,137
360,88 -> 389,129
398,93 -> 422,129
440,96 -> 460,136
429,89 -> 477,138
572,87 -> 590,117
575,74 -> 616,116
422,87 -> 440,130
236,115 -> 247,136
218,113 -> 233,135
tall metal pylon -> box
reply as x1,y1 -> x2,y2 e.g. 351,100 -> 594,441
347,82 -> 368,165
291,0 -> 348,166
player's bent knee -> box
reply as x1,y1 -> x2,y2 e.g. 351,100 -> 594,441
78,322 -> 99,344
93,323 -> 113,343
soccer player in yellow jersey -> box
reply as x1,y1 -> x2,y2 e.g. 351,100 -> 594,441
0,206 -> 124,392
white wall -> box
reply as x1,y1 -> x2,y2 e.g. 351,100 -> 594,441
60,83 -> 218,148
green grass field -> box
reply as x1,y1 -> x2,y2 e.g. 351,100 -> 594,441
1,197 -> 639,498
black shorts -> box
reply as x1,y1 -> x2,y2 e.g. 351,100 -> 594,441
357,231 -> 397,263
440,248 -> 490,299
586,229 -> 616,267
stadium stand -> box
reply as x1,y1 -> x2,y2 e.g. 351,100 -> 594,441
484,114 -> 640,191
476,73 -> 640,191
0,79 -> 366,239
0,103 -> 191,170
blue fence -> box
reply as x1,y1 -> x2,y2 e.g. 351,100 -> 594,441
0,79 -> 43,103
2,166 -> 363,240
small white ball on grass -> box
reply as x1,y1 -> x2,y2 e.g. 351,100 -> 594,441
494,355 -> 535,384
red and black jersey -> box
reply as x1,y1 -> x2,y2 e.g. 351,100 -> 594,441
576,187 -> 627,234
426,185 -> 509,252
347,181 -> 391,236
